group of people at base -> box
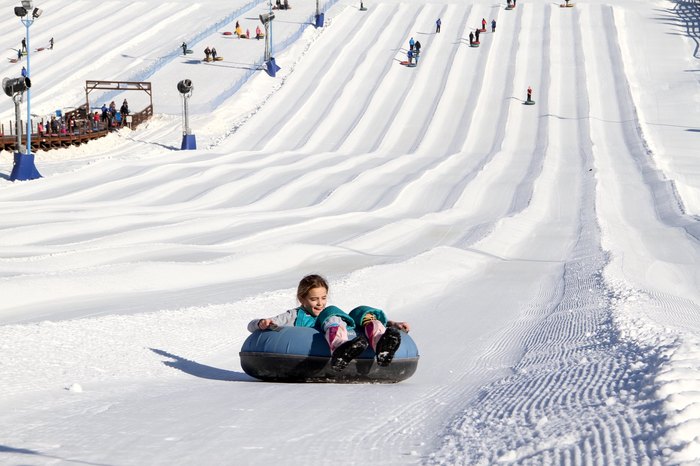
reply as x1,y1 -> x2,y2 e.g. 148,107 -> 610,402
97,99 -> 129,130
248,274 -> 411,371
37,115 -> 70,136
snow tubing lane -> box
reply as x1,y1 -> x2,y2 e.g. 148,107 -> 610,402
240,326 -> 419,383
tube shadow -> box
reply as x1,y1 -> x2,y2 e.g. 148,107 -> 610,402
150,348 -> 254,382
0,444 -> 110,465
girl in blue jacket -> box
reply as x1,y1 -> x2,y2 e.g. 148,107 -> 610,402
248,274 -> 410,371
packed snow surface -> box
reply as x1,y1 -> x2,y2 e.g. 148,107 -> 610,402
1,0 -> 700,464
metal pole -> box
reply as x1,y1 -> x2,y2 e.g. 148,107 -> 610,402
23,17 -> 33,155
14,94 -> 22,152
269,0 -> 273,58
182,94 -> 190,135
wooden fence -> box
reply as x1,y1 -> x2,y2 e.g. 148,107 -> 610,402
0,104 -> 153,152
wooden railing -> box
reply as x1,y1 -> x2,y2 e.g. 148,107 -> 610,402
1,104 -> 153,152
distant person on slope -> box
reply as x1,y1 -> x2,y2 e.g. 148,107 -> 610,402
436,17 -> 441,33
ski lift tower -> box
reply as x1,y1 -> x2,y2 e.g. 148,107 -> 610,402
177,79 -> 196,150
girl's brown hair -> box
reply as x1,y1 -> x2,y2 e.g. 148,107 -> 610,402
297,274 -> 329,301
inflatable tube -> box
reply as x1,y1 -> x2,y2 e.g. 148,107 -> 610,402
240,326 -> 419,383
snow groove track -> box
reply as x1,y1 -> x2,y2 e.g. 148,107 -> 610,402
428,6 -> 668,464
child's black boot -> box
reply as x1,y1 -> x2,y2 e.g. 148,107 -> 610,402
331,335 -> 368,372
375,327 -> 401,366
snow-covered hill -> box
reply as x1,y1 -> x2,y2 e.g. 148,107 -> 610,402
1,0 -> 700,464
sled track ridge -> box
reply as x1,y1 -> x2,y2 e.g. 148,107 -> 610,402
426,8 -> 668,464
605,5 -> 700,241
272,4 -> 402,152
311,4 -> 418,153
234,7 -> 368,151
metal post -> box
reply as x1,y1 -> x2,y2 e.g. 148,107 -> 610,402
22,16 -> 32,155
182,93 -> 190,136
269,0 -> 273,59
13,94 -> 22,152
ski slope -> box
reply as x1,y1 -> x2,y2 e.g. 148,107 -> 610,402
1,0 -> 700,464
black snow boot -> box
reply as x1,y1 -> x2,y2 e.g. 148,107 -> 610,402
330,335 -> 369,372
375,327 -> 401,366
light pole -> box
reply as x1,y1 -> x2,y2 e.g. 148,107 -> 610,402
315,0 -> 324,28
177,79 -> 196,150
260,12 -> 280,77
10,0 -> 42,181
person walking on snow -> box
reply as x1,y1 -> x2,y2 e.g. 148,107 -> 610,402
475,28 -> 480,42
491,19 -> 496,32
436,17 -> 441,33
49,37 -> 54,49
409,37 -> 415,51
469,31 -> 474,45
414,40 -> 421,55
481,18 -> 487,30
527,86 -> 533,102
21,66 -> 26,77
21,38 -> 26,53
181,41 -> 188,55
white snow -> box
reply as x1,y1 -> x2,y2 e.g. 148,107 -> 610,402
1,0 -> 700,464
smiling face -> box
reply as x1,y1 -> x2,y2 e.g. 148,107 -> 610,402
299,286 -> 328,316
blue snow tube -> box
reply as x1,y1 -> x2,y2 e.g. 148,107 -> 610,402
240,326 -> 419,383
